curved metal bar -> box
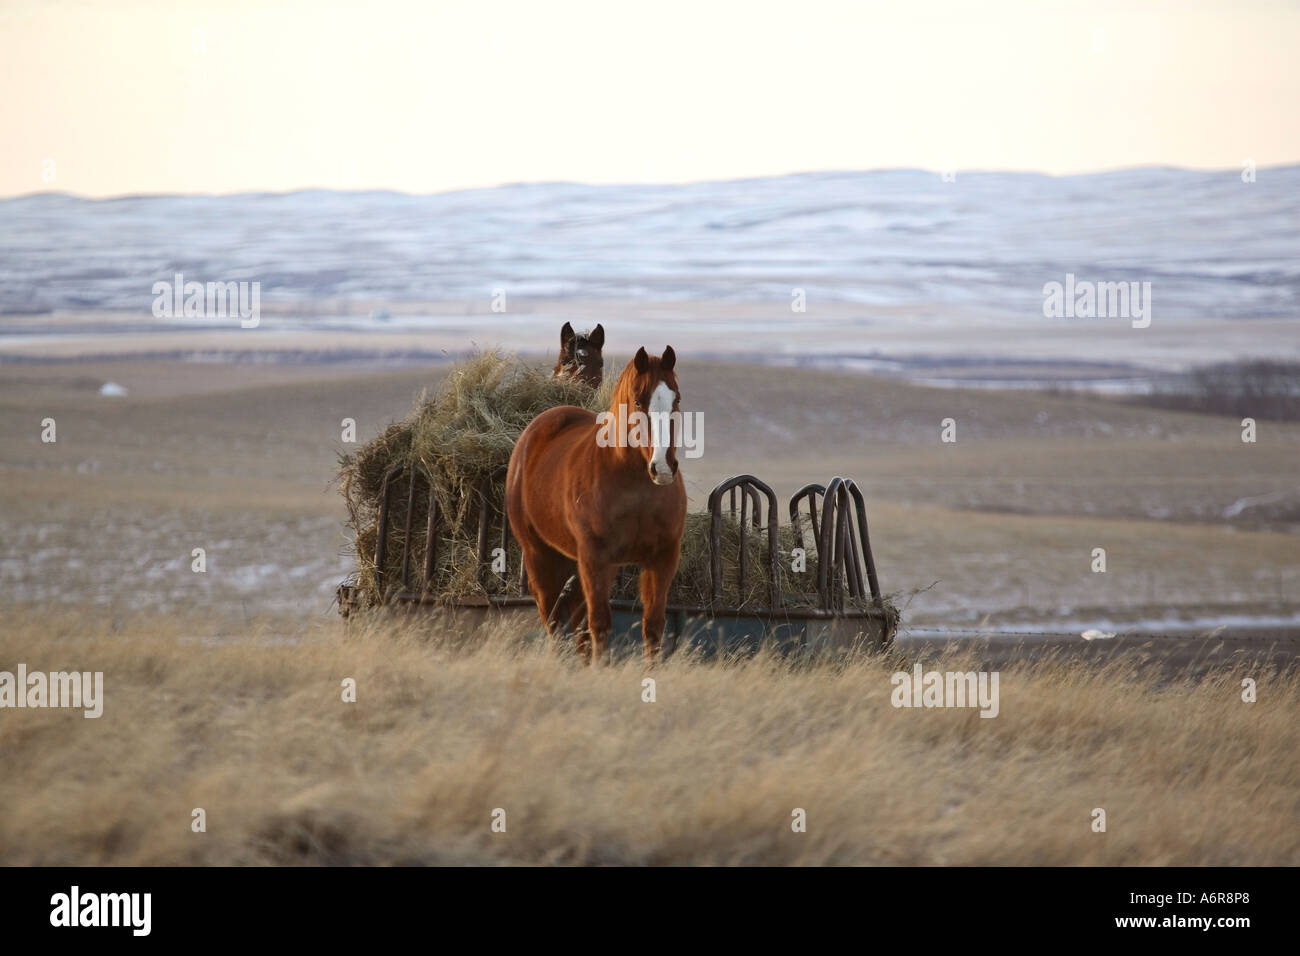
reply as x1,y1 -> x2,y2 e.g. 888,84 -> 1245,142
837,481 -> 864,600
816,477 -> 842,609
400,469 -> 418,589
422,482 -> 439,592
789,483 -> 825,551
814,476 -> 881,608
470,465 -> 512,591
707,475 -> 780,609
738,486 -> 750,594
491,465 -> 511,592
841,478 -> 882,602
727,483 -> 763,527
833,486 -> 851,610
374,464 -> 406,599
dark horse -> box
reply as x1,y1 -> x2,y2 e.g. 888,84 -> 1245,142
553,321 -> 604,388
507,346 -> 686,664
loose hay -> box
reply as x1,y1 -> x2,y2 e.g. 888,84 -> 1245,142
336,350 -> 892,618
337,350 -> 604,600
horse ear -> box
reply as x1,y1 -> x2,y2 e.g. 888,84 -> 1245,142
661,345 -> 675,371
560,321 -> 575,346
634,346 -> 649,373
589,324 -> 604,349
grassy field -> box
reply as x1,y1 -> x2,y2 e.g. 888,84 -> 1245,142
2,605 -> 1296,866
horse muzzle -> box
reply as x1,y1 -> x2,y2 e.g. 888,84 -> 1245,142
648,460 -> 678,485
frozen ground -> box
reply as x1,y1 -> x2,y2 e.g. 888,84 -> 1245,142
2,356 -> 1296,632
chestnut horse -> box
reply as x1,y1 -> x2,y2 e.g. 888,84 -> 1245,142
506,346 -> 686,663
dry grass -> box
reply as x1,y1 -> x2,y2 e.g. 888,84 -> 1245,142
2,604 -> 1295,866
336,350 -> 608,602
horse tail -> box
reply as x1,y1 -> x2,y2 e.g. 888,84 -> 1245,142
545,574 -> 581,631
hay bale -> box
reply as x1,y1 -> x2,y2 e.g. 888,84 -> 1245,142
336,350 -> 892,620
337,350 -> 603,601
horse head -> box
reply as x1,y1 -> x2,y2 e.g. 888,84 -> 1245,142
555,322 -> 605,387
613,345 -> 681,486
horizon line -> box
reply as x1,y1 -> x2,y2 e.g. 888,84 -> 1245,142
4,161 -> 1294,203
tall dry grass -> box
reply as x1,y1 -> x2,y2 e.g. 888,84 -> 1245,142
1,604 -> 1295,865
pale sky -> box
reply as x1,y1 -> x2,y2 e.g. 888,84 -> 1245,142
1,0 -> 1297,198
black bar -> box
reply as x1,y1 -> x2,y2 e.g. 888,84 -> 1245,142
5,866 -> 1286,944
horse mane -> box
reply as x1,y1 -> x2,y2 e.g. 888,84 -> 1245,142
610,358 -> 639,413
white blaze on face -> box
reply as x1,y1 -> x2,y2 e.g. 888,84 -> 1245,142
648,381 -> 675,484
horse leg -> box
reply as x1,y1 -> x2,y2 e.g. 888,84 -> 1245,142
639,555 -> 678,664
577,553 -> 616,666
521,540 -> 577,653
